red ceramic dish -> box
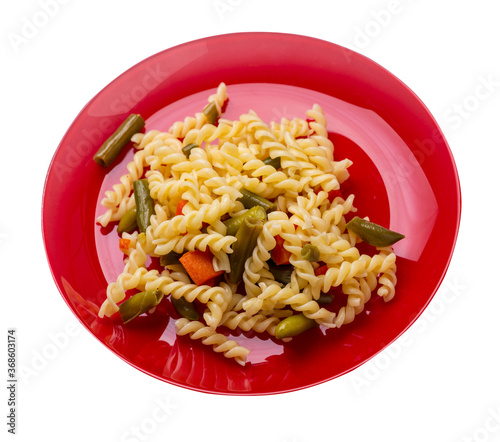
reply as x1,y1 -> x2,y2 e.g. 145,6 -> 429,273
42,32 -> 461,395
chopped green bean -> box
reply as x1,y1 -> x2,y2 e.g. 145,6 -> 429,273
268,263 -> 294,284
223,206 -> 266,236
275,313 -> 318,339
301,244 -> 320,262
182,143 -> 199,158
345,216 -> 405,247
228,217 -> 263,284
133,179 -> 154,233
93,114 -> 145,168
171,296 -> 199,321
262,156 -> 281,169
117,206 -> 138,234
238,189 -> 277,212
159,251 -> 183,266
119,289 -> 164,324
203,102 -> 219,124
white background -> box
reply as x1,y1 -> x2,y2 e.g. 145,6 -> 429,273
2,1 -> 500,441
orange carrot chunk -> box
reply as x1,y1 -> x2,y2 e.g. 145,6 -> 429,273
271,235 -> 292,265
119,238 -> 131,252
314,264 -> 328,276
176,200 -> 188,216
179,249 -> 224,286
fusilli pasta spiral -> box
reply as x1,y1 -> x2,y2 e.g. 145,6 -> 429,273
96,82 -> 403,366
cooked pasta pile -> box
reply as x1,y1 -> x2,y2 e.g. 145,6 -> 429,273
96,83 -> 398,366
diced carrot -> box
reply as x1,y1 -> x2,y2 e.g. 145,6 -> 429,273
314,265 -> 328,276
179,249 -> 224,286
271,235 -> 292,265
176,200 -> 188,216
204,273 -> 224,287
119,238 -> 131,252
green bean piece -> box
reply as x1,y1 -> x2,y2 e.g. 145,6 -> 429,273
182,143 -> 199,158
223,205 -> 266,236
275,313 -> 318,339
262,156 -> 281,169
133,179 -> 154,233
345,216 -> 405,247
159,251 -> 183,266
238,189 -> 277,212
203,101 -> 219,124
119,289 -> 164,324
317,294 -> 333,305
117,206 -> 138,234
171,297 -> 199,321
301,244 -> 320,262
268,263 -> 294,284
93,114 -> 145,168
228,217 -> 264,284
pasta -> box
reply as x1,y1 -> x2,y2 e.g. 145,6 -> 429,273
175,319 -> 250,366
96,82 -> 404,366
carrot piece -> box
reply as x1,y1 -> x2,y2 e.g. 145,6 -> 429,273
204,274 -> 224,287
271,236 -> 292,265
119,238 -> 131,252
176,200 -> 188,216
314,264 -> 328,276
179,249 -> 224,286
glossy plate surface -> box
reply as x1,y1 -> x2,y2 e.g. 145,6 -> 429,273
42,32 -> 461,395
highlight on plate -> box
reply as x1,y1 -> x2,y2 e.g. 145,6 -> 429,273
94,82 -> 405,366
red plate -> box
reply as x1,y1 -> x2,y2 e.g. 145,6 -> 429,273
42,32 -> 461,395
